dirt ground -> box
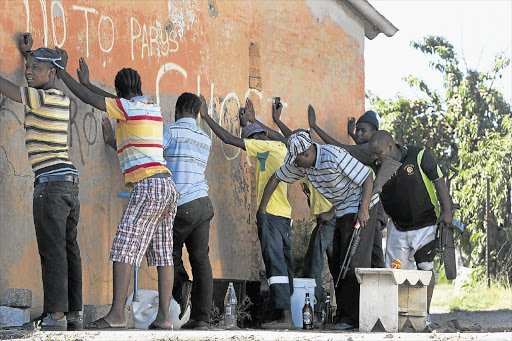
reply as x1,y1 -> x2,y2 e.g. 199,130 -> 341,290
429,308 -> 512,333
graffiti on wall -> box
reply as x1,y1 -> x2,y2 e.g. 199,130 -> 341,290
6,0 -> 289,165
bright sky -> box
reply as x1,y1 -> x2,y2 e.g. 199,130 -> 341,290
365,0 -> 512,105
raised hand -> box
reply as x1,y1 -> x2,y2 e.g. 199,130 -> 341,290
54,46 -> 68,69
77,57 -> 90,86
199,94 -> 208,118
19,33 -> 33,55
348,117 -> 356,135
308,104 -> 316,128
272,98 -> 283,123
245,98 -> 256,122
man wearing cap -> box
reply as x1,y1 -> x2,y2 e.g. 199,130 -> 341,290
310,109 -> 387,268
0,33 -> 82,330
258,128 -> 379,330
199,100 -> 295,329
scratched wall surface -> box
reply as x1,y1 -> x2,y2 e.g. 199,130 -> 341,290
0,0 -> 366,314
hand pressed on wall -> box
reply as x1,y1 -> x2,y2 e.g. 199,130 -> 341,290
18,33 -> 33,56
77,57 -> 91,86
308,104 -> 316,128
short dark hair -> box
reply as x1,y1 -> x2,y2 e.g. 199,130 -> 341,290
114,68 -> 143,98
369,130 -> 394,147
175,92 -> 201,118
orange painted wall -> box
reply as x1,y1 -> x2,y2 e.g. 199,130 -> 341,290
0,0 -> 366,314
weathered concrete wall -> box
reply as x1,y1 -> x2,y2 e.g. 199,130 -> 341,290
0,0 -> 366,314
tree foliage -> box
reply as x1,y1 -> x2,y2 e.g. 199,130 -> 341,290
368,36 -> 512,280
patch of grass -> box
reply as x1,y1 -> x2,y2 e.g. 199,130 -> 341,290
432,275 -> 512,311
450,280 -> 512,311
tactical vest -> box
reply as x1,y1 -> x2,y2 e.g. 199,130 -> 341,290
381,146 -> 440,231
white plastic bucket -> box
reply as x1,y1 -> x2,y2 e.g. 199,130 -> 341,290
126,289 -> 190,329
290,278 -> 316,328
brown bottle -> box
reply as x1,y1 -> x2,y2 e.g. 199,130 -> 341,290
302,293 -> 313,330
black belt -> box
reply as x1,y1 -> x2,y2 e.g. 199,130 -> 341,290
35,175 -> 79,185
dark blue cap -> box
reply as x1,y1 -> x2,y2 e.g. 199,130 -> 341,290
357,110 -> 380,130
30,48 -> 64,70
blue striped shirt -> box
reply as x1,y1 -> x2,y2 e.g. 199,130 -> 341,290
163,117 -> 211,206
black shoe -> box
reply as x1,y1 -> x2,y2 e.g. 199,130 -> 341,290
181,319 -> 208,330
67,315 -> 83,331
41,314 -> 67,331
178,280 -> 193,320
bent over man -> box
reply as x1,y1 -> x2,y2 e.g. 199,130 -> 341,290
369,130 -> 452,314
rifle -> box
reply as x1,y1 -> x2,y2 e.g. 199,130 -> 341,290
437,166 -> 465,280
335,220 -> 361,287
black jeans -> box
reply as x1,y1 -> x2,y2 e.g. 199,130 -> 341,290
172,196 -> 214,322
256,211 -> 294,310
33,181 -> 82,313
332,207 -> 377,327
303,217 -> 336,312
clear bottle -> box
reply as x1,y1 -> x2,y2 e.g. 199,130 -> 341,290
302,292 -> 313,330
322,294 -> 331,327
224,282 -> 238,329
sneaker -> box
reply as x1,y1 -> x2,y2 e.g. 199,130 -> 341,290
67,315 -> 83,331
41,314 -> 67,331
180,319 -> 208,330
178,280 -> 193,320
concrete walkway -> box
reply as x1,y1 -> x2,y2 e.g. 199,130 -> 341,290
1,329 -> 511,341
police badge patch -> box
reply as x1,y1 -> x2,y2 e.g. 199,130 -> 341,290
405,164 -> 415,175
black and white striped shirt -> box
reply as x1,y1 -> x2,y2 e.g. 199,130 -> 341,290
275,144 -> 379,217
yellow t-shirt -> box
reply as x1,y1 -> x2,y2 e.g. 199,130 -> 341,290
245,139 -> 292,219
300,179 -> 333,220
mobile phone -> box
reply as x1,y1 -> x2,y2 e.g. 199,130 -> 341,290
274,97 -> 282,109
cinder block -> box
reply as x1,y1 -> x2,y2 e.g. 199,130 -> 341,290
0,306 -> 30,327
83,305 -> 135,328
0,289 -> 32,308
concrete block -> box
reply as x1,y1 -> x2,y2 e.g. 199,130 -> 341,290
0,289 -> 32,308
83,305 -> 135,329
0,306 -> 30,327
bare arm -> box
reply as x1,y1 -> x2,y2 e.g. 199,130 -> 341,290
77,57 -> 116,98
0,33 -> 34,103
101,116 -> 117,150
308,105 -> 342,147
357,175 -> 373,227
245,98 -> 287,144
55,47 -> 106,112
272,100 -> 293,138
348,117 -> 357,143
257,173 -> 281,213
199,95 -> 245,149
433,177 -> 453,224
0,76 -> 22,103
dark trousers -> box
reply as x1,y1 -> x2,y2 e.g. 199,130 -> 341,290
371,202 -> 386,268
256,212 -> 294,310
332,207 -> 377,327
172,196 -> 214,322
33,181 -> 82,313
303,218 -> 336,312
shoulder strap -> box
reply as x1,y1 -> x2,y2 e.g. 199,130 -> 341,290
417,149 -> 440,217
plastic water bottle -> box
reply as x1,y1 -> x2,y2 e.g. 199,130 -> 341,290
224,282 -> 238,329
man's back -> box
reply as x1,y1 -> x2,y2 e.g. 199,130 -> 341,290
163,117 -> 211,206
